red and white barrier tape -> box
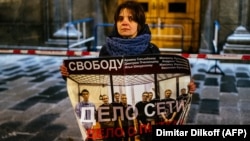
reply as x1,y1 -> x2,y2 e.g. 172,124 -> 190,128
180,53 -> 250,60
0,49 -> 250,60
0,49 -> 99,57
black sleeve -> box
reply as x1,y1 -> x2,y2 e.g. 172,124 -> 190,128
99,45 -> 110,57
150,43 -> 160,54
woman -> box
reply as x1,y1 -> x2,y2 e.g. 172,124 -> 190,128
60,1 -> 159,76
60,1 -> 196,93
98,0 -> 160,56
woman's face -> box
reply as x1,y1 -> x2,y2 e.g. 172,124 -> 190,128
116,8 -> 138,38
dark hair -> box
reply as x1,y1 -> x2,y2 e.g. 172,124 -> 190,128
80,89 -> 89,95
114,1 -> 146,33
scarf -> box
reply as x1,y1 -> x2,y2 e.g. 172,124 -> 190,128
105,34 -> 151,56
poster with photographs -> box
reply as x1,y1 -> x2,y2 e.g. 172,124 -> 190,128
64,54 -> 193,141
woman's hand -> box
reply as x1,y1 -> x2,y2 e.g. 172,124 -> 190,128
60,64 -> 69,77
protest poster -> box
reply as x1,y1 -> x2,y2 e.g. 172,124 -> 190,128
64,54 -> 192,141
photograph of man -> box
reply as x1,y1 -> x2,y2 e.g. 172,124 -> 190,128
160,89 -> 177,125
135,91 -> 151,141
175,88 -> 191,123
147,91 -> 153,102
113,92 -> 121,103
147,91 -> 161,125
75,89 -> 96,140
97,94 -> 116,141
111,92 -> 124,141
120,93 -> 136,141
177,88 -> 189,102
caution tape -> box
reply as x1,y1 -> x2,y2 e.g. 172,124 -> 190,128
0,49 -> 99,57
0,48 -> 250,60
179,53 -> 250,60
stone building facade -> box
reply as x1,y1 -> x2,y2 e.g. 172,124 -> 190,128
0,0 -> 249,53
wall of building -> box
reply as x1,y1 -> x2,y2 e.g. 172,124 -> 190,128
0,0 -> 249,53
0,0 -> 97,46
200,0 -> 250,53
0,0 -> 44,45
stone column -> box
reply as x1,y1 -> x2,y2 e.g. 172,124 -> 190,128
223,0 -> 250,54
53,0 -> 81,38
240,0 -> 249,26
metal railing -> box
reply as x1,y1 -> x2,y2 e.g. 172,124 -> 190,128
93,23 -> 114,51
149,23 -> 185,52
65,18 -> 95,49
